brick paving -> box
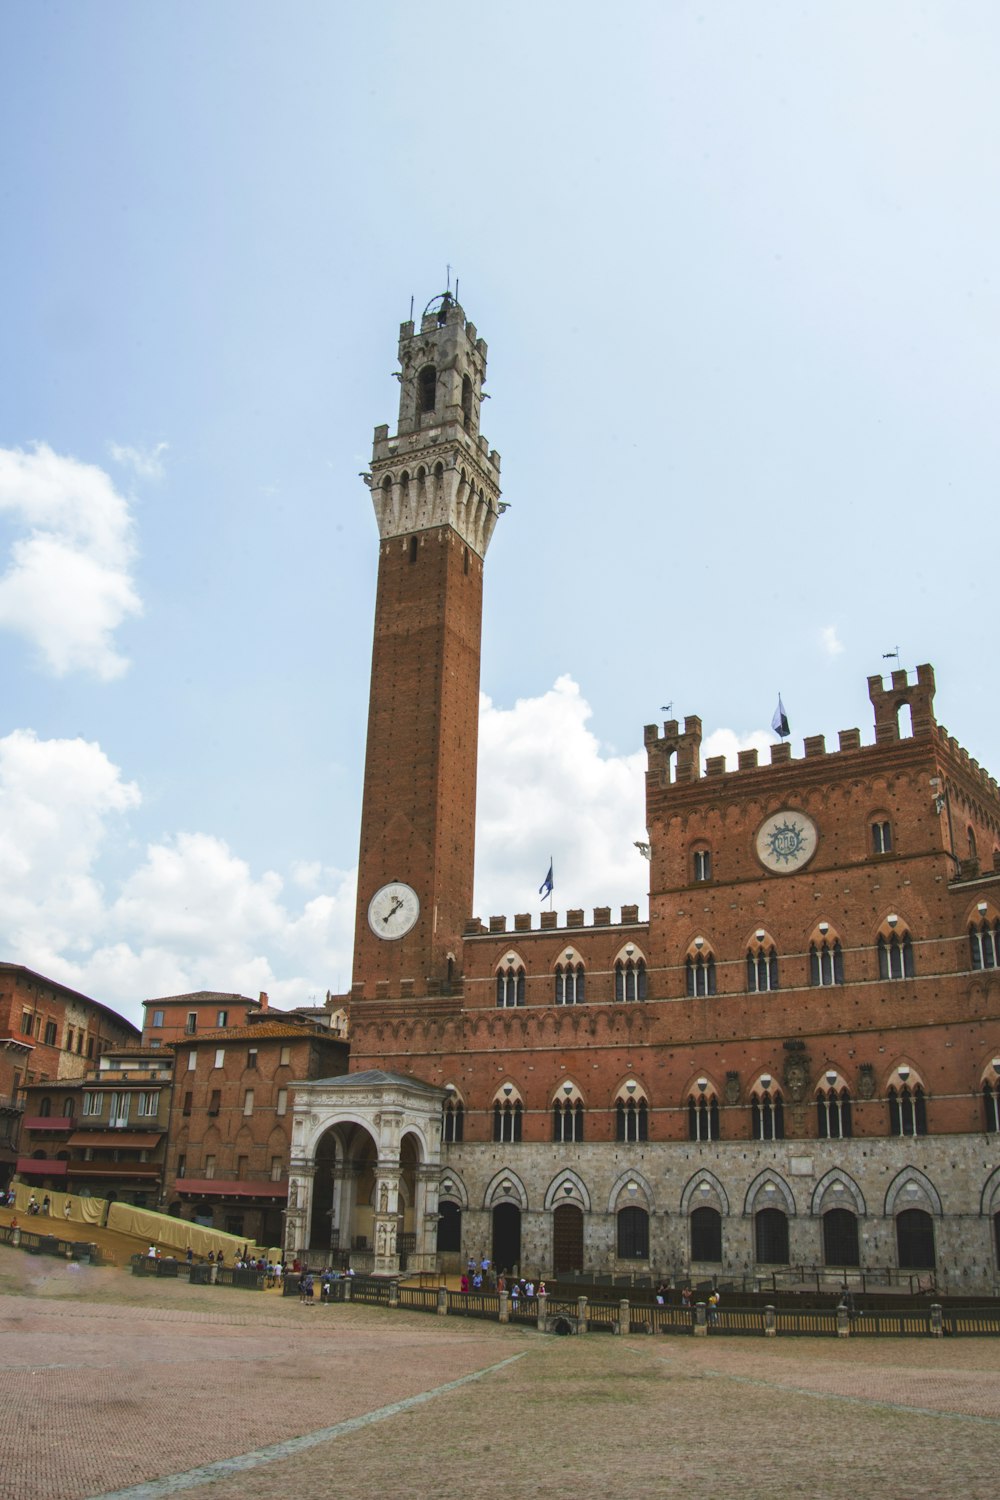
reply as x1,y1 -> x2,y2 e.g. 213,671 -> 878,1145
4,1246 -> 1000,1500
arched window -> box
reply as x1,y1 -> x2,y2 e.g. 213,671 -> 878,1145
970,918 -> 1000,971
615,1086 -> 648,1142
692,847 -> 712,882
878,930 -> 915,979
62,1097 -> 75,1118
823,1208 -> 860,1267
442,1097 -> 464,1143
871,819 -> 892,854
983,1078 -> 1000,1132
816,1083 -> 852,1139
615,955 -> 647,1002
461,373 -> 473,429
38,1096 -> 51,1117
809,939 -> 844,986
617,1206 -> 649,1260
690,1206 -> 722,1262
685,951 -> 717,997
555,962 -> 585,1005
754,1207 -> 789,1264
552,1094 -> 584,1143
493,1096 -> 523,1143
496,963 -> 525,1008
888,1083 -> 927,1137
969,827 -> 978,862
418,364 -> 437,414
896,1208 -> 935,1269
687,1089 -> 720,1141
751,1086 -> 784,1141
436,1199 -> 461,1253
746,940 -> 779,993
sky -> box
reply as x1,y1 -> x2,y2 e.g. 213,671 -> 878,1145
1,2 -> 997,1026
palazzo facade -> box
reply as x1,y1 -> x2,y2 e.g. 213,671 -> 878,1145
287,294 -> 1000,1291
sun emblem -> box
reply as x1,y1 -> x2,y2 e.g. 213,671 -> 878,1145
766,819 -> 808,865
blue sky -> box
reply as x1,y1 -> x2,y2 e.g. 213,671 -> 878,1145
1,2 -> 997,1023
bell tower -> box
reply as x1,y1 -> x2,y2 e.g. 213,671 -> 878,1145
352,292 -> 503,997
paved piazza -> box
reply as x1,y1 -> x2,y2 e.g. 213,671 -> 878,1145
3,1248 -> 1000,1500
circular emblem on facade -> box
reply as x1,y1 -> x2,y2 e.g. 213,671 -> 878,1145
755,810 -> 818,874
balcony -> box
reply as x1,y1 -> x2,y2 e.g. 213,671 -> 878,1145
175,1177 -> 288,1201
21,1116 -> 72,1131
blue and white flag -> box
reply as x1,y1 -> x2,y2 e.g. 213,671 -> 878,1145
771,695 -> 789,738
539,860 -> 554,900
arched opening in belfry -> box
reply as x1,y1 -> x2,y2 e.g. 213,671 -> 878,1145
461,373 -> 473,430
418,364 -> 437,414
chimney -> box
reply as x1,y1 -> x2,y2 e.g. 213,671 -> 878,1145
258,991 -> 269,1010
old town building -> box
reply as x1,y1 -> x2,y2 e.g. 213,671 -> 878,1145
287,292 -> 1000,1291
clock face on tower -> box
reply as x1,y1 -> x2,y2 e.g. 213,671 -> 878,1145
367,881 -> 420,940
755,809 -> 818,874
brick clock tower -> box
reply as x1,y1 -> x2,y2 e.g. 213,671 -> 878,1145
352,293 -> 503,998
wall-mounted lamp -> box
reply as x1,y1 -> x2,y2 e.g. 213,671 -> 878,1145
818,921 -> 829,936
887,914 -> 899,929
697,1077 -> 708,1092
760,1073 -> 772,1090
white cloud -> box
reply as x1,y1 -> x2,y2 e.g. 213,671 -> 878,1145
701,725 -> 774,772
475,675 -> 648,920
108,440 -> 168,480
0,443 -> 142,679
821,624 -> 845,657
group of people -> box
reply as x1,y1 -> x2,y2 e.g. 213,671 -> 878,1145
297,1266 -> 356,1302
457,1256 -> 547,1301
15,1192 -> 74,1219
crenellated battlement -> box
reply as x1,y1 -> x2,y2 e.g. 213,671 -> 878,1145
464,904 -> 643,938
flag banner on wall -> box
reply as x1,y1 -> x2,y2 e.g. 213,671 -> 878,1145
539,861 -> 554,900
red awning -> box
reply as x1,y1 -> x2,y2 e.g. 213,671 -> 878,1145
177,1179 -> 288,1200
15,1157 -> 68,1178
66,1131 -> 163,1149
21,1118 -> 74,1131
67,1163 -> 160,1178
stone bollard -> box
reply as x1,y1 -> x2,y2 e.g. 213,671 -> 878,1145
615,1298 -> 630,1336
577,1294 -> 588,1335
930,1303 -> 943,1338
438,1285 -> 449,1317
388,1281 -> 399,1308
536,1292 -> 547,1333
694,1301 -> 708,1337
342,1276 -> 352,1301
836,1304 -> 851,1338
209,1261 -> 218,1285
11,1226 -> 20,1247
764,1304 -> 776,1338
498,1289 -> 509,1323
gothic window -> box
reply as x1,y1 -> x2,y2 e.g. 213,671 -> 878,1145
38,1096 -> 51,1117
552,1097 -> 584,1143
888,1084 -> 927,1137
442,1097 -> 464,1142
555,963 -> 585,1004
872,820 -> 892,854
747,941 -> 779,993
409,534 -> 418,564
615,956 -> 647,1002
968,827 -> 978,862
686,951 -> 717,997
62,1097 -> 75,1118
896,1208 -> 935,1269
617,1206 -> 649,1260
493,1098 -> 522,1143
688,1091 -> 720,1141
816,1086 -> 852,1139
690,1206 -> 722,1262
754,1207 -> 789,1264
751,1087 -> 784,1141
878,931 -> 915,979
970,918 -> 1000,971
616,1093 -> 649,1142
496,963 -> 525,1008
809,939 -> 844,986
418,364 -> 437,414
823,1208 -> 860,1267
983,1080 -> 1000,1133
692,847 -> 712,882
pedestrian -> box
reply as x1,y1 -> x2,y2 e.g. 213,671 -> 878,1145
708,1291 -> 720,1326
185,1246 -> 193,1265
655,1281 -> 667,1305
681,1285 -> 692,1308
460,1273 -> 469,1294
42,1194 -> 51,1215
537,1280 -> 547,1297
525,1279 -> 535,1299
64,1200 -> 73,1220
147,1243 -> 157,1260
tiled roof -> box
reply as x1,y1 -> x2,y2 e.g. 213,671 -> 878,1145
143,991 -> 258,1005
167,1020 -> 343,1044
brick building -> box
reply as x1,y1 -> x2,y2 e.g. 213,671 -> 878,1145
0,965 -> 140,1188
18,1044 -> 172,1206
285,292 -> 1000,1291
164,1016 -> 349,1246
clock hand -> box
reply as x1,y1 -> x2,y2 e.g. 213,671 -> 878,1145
382,897 -> 404,923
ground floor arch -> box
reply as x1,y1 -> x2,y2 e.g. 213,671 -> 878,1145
492,1202 -> 521,1274
552,1202 -> 583,1274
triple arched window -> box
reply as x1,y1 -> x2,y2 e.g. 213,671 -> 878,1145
555,962 -> 585,1004
552,1094 -> 584,1142
747,939 -> 779,993
442,1095 -> 464,1143
688,1088 -> 720,1141
970,917 -> 1000,971
816,1083 -> 852,1139
686,949 -> 716,997
888,1082 -> 927,1136
493,1093 -> 523,1142
615,956 -> 647,1002
751,1085 -> 784,1141
496,963 -> 525,1008
616,1084 -> 648,1142
810,938 -> 844,986
878,930 -> 915,980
